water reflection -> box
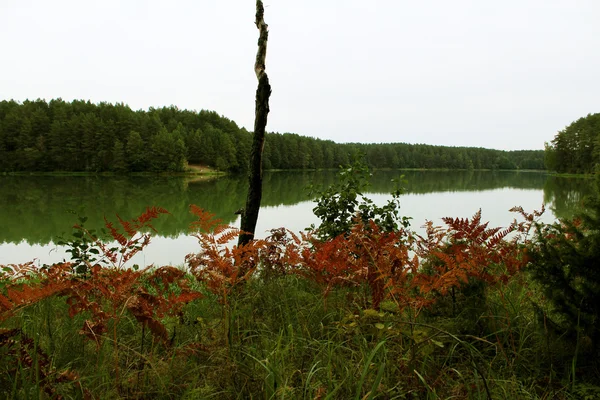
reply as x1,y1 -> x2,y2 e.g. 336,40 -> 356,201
543,175 -> 595,219
0,171 -> 593,266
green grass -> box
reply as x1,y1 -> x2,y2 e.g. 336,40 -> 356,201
2,273 -> 599,399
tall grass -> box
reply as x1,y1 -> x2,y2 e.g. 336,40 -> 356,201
2,271 -> 598,399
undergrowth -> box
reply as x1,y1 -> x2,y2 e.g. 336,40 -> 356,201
1,196 -> 599,398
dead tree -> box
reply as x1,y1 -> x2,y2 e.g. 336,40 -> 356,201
238,0 -> 271,246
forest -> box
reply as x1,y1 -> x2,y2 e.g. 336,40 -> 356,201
0,99 -> 545,173
544,113 -> 600,173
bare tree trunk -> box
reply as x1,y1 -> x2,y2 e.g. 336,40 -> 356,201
239,0 -> 271,246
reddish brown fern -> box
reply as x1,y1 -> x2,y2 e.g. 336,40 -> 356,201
0,263 -> 72,324
298,219 -> 422,310
412,209 -> 535,301
77,206 -> 170,268
256,228 -> 304,278
62,264 -> 202,346
187,206 -> 261,303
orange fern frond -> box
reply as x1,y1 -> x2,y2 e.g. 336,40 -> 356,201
189,205 -> 222,232
104,218 -> 128,246
0,262 -> 38,280
117,215 -> 136,237
216,228 -> 242,245
136,206 -> 170,230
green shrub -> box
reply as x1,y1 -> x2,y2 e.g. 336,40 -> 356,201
529,195 -> 600,356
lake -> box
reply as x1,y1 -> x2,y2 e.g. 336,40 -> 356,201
0,170 -> 593,267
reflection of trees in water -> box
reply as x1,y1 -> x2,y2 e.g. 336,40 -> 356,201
543,176 -> 595,220
0,171 -> 557,245
0,176 -> 233,246
370,170 -> 549,194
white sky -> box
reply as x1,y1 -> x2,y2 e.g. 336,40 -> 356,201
1,0 -> 598,150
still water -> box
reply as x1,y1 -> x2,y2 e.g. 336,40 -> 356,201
0,170 -> 593,267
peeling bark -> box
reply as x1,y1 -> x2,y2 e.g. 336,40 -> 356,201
239,0 -> 271,246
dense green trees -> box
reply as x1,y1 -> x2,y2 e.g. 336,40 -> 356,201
0,99 -> 545,173
0,99 -> 248,173
544,113 -> 600,173
530,194 -> 600,352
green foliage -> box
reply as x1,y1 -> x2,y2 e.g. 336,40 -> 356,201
309,157 -> 410,240
0,99 -> 251,173
3,203 -> 600,398
125,130 -> 147,171
529,194 -> 600,353
150,127 -> 187,172
0,99 -> 545,173
111,139 -> 127,173
55,206 -> 170,274
545,113 -> 600,173
55,213 -> 104,275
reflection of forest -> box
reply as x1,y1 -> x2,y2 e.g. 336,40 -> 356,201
369,170 -> 549,193
0,171 -> 590,245
543,176 -> 595,219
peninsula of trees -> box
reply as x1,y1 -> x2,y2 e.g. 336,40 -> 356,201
0,99 -> 545,173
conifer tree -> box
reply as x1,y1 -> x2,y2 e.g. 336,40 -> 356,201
125,130 -> 146,171
529,194 -> 600,354
112,139 -> 127,173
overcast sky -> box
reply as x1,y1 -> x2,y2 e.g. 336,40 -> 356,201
1,0 -> 598,150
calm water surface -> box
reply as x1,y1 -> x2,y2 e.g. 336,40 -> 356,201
0,171 -> 593,266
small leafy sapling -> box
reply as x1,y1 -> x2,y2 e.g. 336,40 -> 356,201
56,212 -> 105,275
57,206 -> 169,273
309,157 -> 410,241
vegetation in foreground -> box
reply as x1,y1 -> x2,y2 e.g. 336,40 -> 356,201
2,165 -> 599,399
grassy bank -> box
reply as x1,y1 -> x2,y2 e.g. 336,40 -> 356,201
2,206 -> 599,399
1,270 -> 597,399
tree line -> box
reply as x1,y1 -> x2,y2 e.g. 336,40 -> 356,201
0,99 -> 545,173
544,113 -> 600,173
